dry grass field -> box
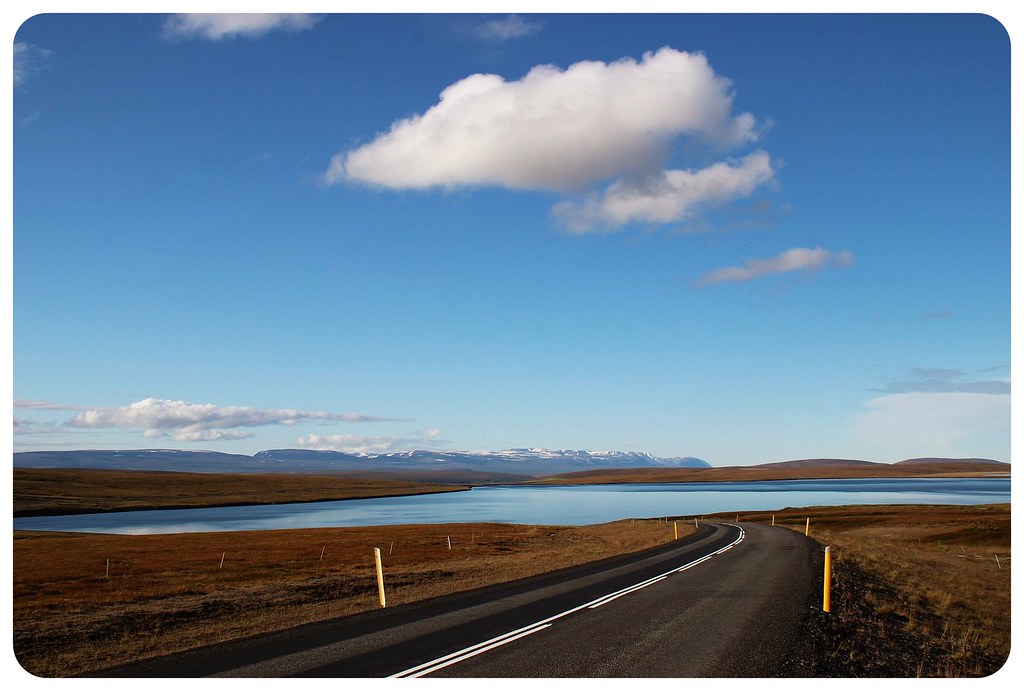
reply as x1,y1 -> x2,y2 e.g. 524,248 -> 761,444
13,518 -> 690,677
13,468 -> 468,516
716,504 -> 1011,677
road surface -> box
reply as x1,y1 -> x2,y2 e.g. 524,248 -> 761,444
95,521 -> 820,677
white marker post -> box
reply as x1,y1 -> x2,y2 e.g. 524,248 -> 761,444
447,536 -> 452,550
374,547 -> 387,608
220,552 -> 225,569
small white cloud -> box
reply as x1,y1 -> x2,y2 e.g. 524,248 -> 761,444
161,429 -> 254,442
553,151 -> 775,234
296,434 -> 405,454
474,15 -> 543,41
327,47 -> 761,195
65,397 -> 401,442
695,247 -> 854,287
296,428 -> 447,454
162,14 -> 321,41
14,43 -> 53,87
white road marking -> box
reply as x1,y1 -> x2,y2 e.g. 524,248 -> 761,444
389,524 -> 745,678
587,575 -> 668,608
399,624 -> 554,678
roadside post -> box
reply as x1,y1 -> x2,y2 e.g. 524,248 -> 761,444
374,547 -> 387,608
823,546 -> 832,612
674,521 -> 678,540
772,515 -> 775,526
805,518 -> 810,536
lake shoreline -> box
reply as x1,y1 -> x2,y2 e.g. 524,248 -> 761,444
13,476 -> 1009,535
12,486 -> 473,519
13,465 -> 1007,519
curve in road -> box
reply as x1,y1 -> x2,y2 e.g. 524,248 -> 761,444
94,521 -> 820,678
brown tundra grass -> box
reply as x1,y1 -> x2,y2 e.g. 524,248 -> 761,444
13,518 -> 690,677
726,504 -> 1010,677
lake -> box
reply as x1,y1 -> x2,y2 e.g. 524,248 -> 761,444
12,476 -> 1010,535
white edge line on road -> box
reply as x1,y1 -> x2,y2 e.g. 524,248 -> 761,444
389,523 -> 745,678
401,623 -> 554,678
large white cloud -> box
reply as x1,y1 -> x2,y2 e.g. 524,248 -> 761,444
65,397 -> 400,442
162,14 -> 321,41
327,47 -> 761,197
695,246 -> 854,287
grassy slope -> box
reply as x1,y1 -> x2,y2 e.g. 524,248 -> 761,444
13,468 -> 468,516
715,505 -> 1010,677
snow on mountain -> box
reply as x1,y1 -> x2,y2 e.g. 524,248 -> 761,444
14,447 -> 711,477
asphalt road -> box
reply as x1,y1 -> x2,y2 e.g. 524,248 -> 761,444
95,521 -> 820,678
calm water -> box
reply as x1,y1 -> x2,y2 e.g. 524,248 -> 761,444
12,477 -> 1009,535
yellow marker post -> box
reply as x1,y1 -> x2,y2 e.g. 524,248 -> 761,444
674,521 -> 678,540
805,517 -> 810,536
771,515 -> 775,526
823,546 -> 832,612
373,547 -> 386,608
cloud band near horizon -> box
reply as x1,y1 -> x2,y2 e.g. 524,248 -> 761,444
60,397 -> 404,442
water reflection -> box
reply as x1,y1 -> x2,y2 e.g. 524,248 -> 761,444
12,477 -> 1009,535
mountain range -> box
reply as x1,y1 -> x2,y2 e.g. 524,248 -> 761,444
13,449 -> 1005,483
12,448 -> 711,479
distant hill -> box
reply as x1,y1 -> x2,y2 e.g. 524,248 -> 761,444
13,448 -> 710,479
753,457 -> 1005,469
753,458 -> 883,469
895,457 -> 1007,466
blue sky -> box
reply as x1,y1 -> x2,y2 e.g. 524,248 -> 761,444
9,11 -> 1013,465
